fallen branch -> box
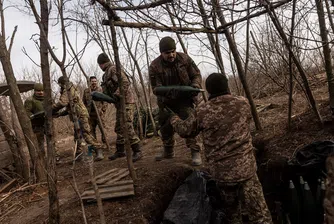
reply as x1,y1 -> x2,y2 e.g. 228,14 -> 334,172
0,182 -> 47,203
0,203 -> 21,222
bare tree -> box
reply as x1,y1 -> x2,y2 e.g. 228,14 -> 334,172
0,0 -> 46,182
39,0 -> 59,222
315,0 -> 334,118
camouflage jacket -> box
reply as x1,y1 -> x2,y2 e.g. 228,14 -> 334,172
53,83 -> 89,119
170,94 -> 257,183
83,86 -> 107,117
149,52 -> 202,107
101,62 -> 134,104
24,95 -> 44,129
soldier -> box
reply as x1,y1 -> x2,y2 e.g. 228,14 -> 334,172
149,36 -> 202,166
170,73 -> 273,224
83,76 -> 107,143
97,53 -> 142,162
24,83 -> 45,153
53,76 -> 104,161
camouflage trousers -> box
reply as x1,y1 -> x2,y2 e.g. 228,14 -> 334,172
89,115 -> 106,143
325,156 -> 334,224
34,129 -> 45,153
218,174 -> 273,224
115,104 -> 140,145
158,104 -> 200,152
75,114 -> 102,150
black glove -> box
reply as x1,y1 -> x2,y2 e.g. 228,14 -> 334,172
165,88 -> 179,99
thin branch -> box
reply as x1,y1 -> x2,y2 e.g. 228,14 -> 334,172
8,26 -> 17,55
110,0 -> 172,11
102,20 -> 216,34
21,47 -> 41,67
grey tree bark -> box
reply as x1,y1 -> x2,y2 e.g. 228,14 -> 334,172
315,0 -> 334,116
39,0 -> 60,223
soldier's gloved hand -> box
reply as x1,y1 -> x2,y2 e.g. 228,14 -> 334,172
166,88 -> 179,99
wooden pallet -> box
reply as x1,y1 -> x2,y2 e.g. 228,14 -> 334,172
81,168 -> 134,202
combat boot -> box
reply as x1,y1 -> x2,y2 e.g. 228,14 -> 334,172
191,150 -> 202,166
155,146 -> 175,161
95,148 -> 104,161
131,143 -> 143,162
108,144 -> 126,160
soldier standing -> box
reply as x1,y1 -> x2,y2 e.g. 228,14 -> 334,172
24,83 -> 45,153
170,73 -> 273,224
53,76 -> 104,161
149,36 -> 202,166
97,53 -> 142,162
83,76 -> 107,144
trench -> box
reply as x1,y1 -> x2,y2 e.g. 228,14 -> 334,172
152,142 -> 326,224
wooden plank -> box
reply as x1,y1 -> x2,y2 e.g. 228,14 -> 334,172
95,168 -> 128,185
82,186 -> 135,201
94,168 -> 118,181
82,183 -> 134,196
85,180 -> 134,190
0,179 -> 17,194
105,170 -> 130,184
82,190 -> 135,201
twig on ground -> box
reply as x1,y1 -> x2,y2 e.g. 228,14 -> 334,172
0,182 -> 47,203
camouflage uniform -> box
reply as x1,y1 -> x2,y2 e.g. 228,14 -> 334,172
24,95 -> 45,152
149,52 -> 202,153
325,156 -> 334,224
53,83 -> 102,150
101,62 -> 140,146
170,94 -> 272,224
83,86 -> 107,143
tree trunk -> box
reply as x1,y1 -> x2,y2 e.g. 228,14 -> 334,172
107,13 -> 137,181
0,103 -> 28,179
288,0 -> 297,130
212,0 -> 262,130
40,0 -> 60,223
197,0 -> 225,74
0,35 -> 46,182
315,0 -> 334,115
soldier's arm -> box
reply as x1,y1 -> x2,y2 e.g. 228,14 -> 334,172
82,89 -> 88,108
24,99 -> 33,117
170,112 -> 200,138
148,64 -> 162,95
187,56 -> 202,89
114,70 -> 130,97
52,90 -> 69,112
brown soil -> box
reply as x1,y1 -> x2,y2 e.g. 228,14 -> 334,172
0,72 -> 333,224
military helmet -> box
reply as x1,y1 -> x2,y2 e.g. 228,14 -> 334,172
33,83 -> 43,91
57,76 -> 68,85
